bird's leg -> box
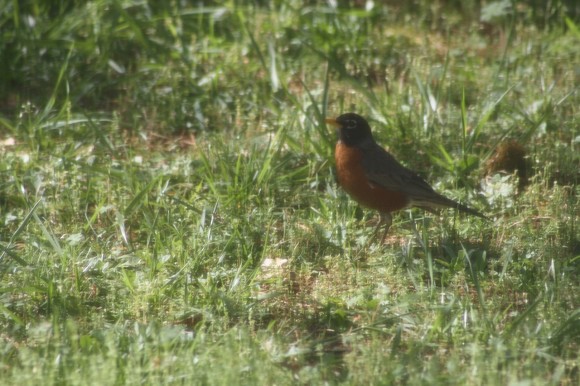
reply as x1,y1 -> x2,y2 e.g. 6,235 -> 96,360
366,213 -> 393,247
377,212 -> 393,244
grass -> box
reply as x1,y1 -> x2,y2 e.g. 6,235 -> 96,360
1,0 -> 579,384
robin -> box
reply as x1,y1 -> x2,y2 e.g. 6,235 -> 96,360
325,112 -> 486,242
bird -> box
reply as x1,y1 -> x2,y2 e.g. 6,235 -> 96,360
325,112 -> 486,242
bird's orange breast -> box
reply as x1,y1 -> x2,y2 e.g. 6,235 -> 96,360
335,142 -> 409,213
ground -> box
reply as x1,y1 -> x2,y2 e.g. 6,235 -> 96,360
0,1 -> 579,384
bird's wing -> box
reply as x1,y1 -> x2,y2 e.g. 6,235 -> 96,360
361,145 -> 486,218
361,145 -> 438,198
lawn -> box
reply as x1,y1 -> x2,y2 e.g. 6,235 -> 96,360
0,1 -> 579,384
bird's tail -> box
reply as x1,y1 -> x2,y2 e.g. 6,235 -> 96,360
452,200 -> 487,219
413,194 -> 487,219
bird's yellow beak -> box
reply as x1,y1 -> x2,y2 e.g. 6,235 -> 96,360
325,118 -> 342,129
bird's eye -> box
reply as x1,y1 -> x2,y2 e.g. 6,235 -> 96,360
345,119 -> 357,130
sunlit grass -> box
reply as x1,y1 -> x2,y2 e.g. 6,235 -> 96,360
1,1 -> 579,385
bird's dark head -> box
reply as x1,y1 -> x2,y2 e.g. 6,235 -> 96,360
325,113 -> 373,146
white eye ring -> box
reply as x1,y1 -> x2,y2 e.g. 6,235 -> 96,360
345,119 -> 356,129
